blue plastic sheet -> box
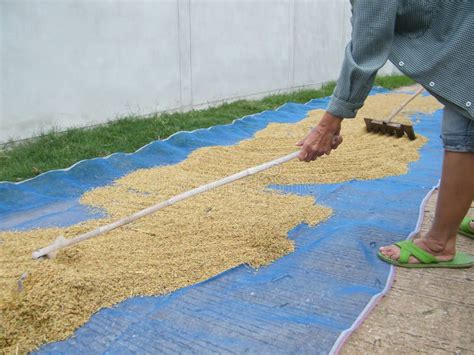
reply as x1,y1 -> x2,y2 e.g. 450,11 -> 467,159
0,88 -> 443,353
0,94 -> 338,231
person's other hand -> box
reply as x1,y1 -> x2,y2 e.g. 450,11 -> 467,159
296,112 -> 343,162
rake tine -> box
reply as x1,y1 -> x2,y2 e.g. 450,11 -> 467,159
402,124 -> 417,140
371,120 -> 383,133
395,127 -> 404,138
386,125 -> 395,136
364,118 -> 374,132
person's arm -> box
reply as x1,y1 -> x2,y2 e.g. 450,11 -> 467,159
298,1 -> 400,162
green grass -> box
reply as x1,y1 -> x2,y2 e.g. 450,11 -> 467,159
0,75 -> 414,182
374,74 -> 414,89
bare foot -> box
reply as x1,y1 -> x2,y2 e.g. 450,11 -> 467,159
379,236 -> 456,264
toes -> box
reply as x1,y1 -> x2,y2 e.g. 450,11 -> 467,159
379,243 -> 422,264
380,245 -> 397,257
387,247 -> 399,257
388,251 -> 399,260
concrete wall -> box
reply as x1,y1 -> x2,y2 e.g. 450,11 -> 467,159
0,0 -> 396,143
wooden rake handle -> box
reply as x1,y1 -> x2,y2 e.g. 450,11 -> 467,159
32,151 -> 300,259
386,85 -> 424,123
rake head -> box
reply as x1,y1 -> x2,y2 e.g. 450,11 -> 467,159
364,118 -> 416,140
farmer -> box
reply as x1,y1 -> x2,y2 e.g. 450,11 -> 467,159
297,1 -> 474,268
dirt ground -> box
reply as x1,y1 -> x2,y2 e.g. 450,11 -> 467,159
342,190 -> 474,354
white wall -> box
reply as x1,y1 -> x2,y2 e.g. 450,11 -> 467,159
0,0 -> 396,143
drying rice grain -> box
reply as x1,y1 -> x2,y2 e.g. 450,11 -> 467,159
0,93 -> 442,353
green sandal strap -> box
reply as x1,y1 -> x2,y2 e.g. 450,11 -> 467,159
460,217 -> 474,234
394,240 -> 438,264
398,245 -> 411,264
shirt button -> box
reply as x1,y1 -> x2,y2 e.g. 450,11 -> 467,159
429,81 -> 435,87
399,61 -> 404,67
467,101 -> 472,107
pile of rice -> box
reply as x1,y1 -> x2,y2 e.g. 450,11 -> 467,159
0,93 -> 442,353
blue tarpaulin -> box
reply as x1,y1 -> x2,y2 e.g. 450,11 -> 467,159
0,88 -> 443,353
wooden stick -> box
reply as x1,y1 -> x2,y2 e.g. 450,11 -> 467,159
386,85 -> 424,123
32,151 -> 300,259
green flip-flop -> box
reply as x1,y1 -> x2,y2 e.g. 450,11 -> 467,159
458,217 -> 474,239
377,240 -> 474,269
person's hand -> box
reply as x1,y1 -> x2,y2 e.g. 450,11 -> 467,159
296,112 -> 343,162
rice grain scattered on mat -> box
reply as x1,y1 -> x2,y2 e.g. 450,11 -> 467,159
0,93 -> 442,353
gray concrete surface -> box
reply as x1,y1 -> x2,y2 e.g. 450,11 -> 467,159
343,190 -> 474,354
